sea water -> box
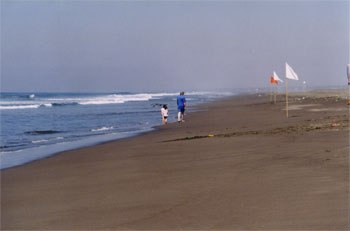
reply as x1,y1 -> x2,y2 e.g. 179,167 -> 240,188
0,91 -> 235,169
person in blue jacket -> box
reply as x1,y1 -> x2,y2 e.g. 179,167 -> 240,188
176,92 -> 186,122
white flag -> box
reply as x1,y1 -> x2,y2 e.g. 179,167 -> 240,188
273,71 -> 283,82
286,63 -> 299,80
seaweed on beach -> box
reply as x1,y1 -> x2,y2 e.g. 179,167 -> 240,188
162,118 -> 349,143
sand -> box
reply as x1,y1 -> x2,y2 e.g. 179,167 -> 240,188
1,89 -> 349,230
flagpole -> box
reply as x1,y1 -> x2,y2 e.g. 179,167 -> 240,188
347,65 -> 350,105
274,84 -> 277,104
286,78 -> 288,118
270,83 -> 272,103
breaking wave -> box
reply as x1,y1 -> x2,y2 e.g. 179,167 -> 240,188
0,93 -> 177,110
0,105 -> 41,110
31,137 -> 64,144
90,126 -> 115,132
0,92 -> 233,110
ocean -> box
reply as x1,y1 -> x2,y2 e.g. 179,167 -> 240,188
0,91 -> 235,169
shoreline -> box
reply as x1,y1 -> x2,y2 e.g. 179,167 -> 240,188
1,88 -> 349,230
1,88 -> 347,170
0,128 -> 154,170
0,92 -> 239,170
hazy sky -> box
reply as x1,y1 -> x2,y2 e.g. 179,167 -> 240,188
1,0 -> 349,92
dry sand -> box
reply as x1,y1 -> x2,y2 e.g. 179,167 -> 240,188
1,89 -> 349,230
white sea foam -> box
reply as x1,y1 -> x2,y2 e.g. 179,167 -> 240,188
0,105 -> 40,110
32,139 -> 49,144
77,93 -> 174,105
91,126 -> 114,132
31,137 -> 64,144
0,149 -> 22,155
0,92 -> 233,110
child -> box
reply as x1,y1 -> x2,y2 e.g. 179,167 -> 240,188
161,104 -> 168,124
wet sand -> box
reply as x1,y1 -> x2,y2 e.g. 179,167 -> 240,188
1,89 -> 349,230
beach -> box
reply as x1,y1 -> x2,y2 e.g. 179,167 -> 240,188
1,89 -> 349,230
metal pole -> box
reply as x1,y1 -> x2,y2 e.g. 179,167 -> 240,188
286,78 -> 288,118
270,83 -> 272,103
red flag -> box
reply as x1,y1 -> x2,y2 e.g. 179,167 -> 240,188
270,77 -> 278,84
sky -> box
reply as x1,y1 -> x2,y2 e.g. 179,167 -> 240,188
1,0 -> 349,93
